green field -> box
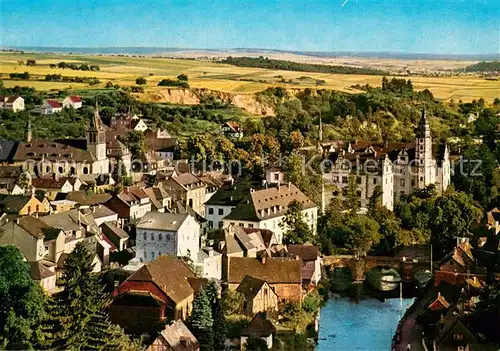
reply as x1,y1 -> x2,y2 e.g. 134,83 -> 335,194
0,52 -> 498,102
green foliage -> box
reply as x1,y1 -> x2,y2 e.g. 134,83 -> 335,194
177,74 -> 189,82
44,74 -> 101,85
0,246 -> 47,349
429,189 -> 482,255
9,72 -> 30,80
135,77 -> 147,85
302,290 -> 322,313
26,59 -> 36,66
157,79 -> 189,88
212,298 -> 227,351
56,62 -> 100,71
186,134 -> 215,160
187,288 -> 213,351
221,288 -> 243,316
117,131 -> 146,160
222,56 -> 387,75
284,152 -> 322,204
46,242 -> 136,350
281,302 -> 310,332
464,61 -> 500,73
280,200 -> 314,245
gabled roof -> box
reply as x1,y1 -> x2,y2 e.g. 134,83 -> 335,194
228,256 -> 301,284
205,181 -> 261,207
126,255 -> 196,304
0,95 -> 22,103
18,215 -> 62,240
240,313 -> 276,337
224,183 -> 316,222
236,275 -> 269,300
0,141 -> 19,162
32,177 -> 71,189
287,244 -> 320,261
45,100 -> 62,108
169,173 -> 205,189
67,95 -> 81,103
159,320 -> 199,351
0,194 -> 33,214
15,139 -> 96,162
101,221 -> 129,239
29,260 -> 55,280
60,191 -> 112,206
137,212 -> 189,231
432,309 -> 480,346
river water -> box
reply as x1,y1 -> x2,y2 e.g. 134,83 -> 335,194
317,296 -> 415,351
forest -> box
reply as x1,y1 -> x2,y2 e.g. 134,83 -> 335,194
221,56 -> 388,75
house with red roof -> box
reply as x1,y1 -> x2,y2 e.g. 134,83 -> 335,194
63,95 -> 82,109
40,100 -> 63,115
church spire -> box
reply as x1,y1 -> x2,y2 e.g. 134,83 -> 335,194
416,107 -> 431,139
89,98 -> 104,131
26,117 -> 32,143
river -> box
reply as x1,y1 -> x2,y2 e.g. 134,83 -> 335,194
317,296 -> 415,351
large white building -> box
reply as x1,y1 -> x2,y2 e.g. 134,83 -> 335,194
323,109 -> 451,210
222,183 -> 318,244
135,211 -> 200,263
0,95 -> 24,112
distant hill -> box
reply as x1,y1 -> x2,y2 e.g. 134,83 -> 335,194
464,61 -> 500,73
220,56 -> 388,75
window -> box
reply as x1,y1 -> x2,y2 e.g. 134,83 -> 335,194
342,176 -> 348,184
158,233 -> 162,241
27,206 -> 31,214
453,334 -> 463,340
45,166 -> 51,173
218,208 -> 224,215
36,205 -> 40,212
264,288 -> 268,296
208,207 -> 214,215
239,223 -> 244,227
218,221 -> 223,229
356,176 -> 361,184
151,252 -> 155,259
356,190 -> 361,197
373,178 -> 377,185
411,180 -> 416,187
208,221 -> 213,229
144,251 -> 147,259
83,167 -> 89,175
400,179 -> 405,187
58,166 -> 64,174
165,234 -> 170,241
151,233 -> 155,240
419,176 -> 424,181
249,223 -> 254,228
273,173 -> 279,181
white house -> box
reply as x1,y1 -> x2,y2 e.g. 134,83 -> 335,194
132,118 -> 148,132
62,95 -> 83,109
195,247 -> 222,280
0,95 -> 25,112
222,183 -> 318,244
221,121 -> 243,139
40,100 -> 63,115
136,211 -> 200,263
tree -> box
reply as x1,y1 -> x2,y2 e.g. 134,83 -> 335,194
177,74 -> 188,82
280,200 -> 314,244
26,59 -> 36,66
187,288 -> 213,351
344,175 -> 360,213
205,279 -> 219,305
0,246 -> 47,349
135,77 -> 147,85
106,81 -> 114,89
221,288 -> 243,316
281,302 -> 309,332
46,243 -> 136,350
430,190 -> 482,256
284,152 -> 322,204
186,134 -> 215,161
212,298 -> 227,351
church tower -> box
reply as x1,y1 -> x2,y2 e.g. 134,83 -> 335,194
87,101 -> 107,162
415,108 -> 435,188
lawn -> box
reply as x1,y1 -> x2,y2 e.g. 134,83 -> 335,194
0,52 -> 497,102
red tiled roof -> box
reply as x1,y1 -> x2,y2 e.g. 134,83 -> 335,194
46,100 -> 62,108
69,95 -> 81,102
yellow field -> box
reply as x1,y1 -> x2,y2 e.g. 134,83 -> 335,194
0,52 -> 497,101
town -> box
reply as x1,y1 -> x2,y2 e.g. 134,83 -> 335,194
1,1 -> 500,350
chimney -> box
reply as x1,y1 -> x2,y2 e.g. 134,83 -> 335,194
260,254 -> 267,264
288,182 -> 291,190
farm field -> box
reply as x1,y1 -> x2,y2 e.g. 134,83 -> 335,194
0,52 -> 498,102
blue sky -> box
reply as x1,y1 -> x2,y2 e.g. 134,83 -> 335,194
1,0 -> 498,54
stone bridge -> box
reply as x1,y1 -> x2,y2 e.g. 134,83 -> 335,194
322,255 -> 431,282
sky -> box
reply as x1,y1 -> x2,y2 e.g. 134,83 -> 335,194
0,0 -> 499,55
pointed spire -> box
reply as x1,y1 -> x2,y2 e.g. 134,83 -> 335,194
90,98 -> 103,130
26,117 -> 32,143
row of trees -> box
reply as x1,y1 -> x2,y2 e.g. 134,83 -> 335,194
50,62 -> 100,71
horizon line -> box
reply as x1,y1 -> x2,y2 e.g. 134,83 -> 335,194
1,45 -> 499,59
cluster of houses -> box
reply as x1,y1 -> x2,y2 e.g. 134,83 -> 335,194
0,94 -> 82,114
0,95 -> 323,350
395,208 -> 500,351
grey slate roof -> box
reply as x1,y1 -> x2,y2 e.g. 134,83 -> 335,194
136,211 -> 189,231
